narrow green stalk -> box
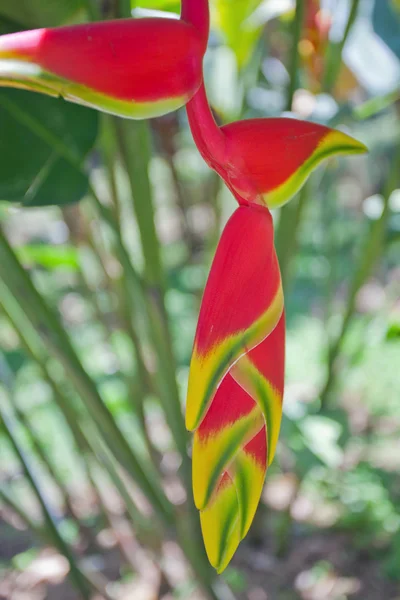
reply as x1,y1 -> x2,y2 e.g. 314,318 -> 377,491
0,405 -> 92,599
0,228 -> 173,522
111,7 -> 226,596
113,119 -> 164,286
85,0 -> 101,21
89,442 -> 156,543
320,146 -> 400,405
0,487 -> 115,600
113,119 -> 191,473
0,487 -> 44,537
116,0 -> 132,18
12,401 -> 78,521
67,207 -> 156,461
0,281 -> 166,560
323,0 -> 361,93
0,281 -> 94,465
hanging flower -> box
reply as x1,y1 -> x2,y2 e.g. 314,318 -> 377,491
185,82 -> 366,572
0,1 -> 209,118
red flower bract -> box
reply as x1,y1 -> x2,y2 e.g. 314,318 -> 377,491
0,1 -> 209,118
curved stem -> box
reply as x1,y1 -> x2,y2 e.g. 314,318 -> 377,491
181,0 -> 210,50
186,82 -> 227,170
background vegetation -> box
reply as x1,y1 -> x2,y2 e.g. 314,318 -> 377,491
0,0 -> 399,599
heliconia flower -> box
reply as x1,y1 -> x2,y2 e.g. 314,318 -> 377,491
0,0 -> 209,119
185,82 -> 367,571
186,204 -> 284,572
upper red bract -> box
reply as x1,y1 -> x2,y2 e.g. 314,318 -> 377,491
4,19 -> 203,102
223,118 -> 329,193
195,206 -> 279,354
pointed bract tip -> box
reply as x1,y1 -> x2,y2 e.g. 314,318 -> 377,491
324,129 -> 368,157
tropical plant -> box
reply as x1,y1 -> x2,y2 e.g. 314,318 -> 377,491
0,1 -> 399,599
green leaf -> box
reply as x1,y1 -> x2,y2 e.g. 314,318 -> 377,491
136,0 -> 180,10
16,244 -> 80,270
0,0 -> 85,28
0,89 -> 98,206
212,0 -> 271,67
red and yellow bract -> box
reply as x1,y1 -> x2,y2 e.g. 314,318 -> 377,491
185,81 -> 366,572
0,1 -> 209,118
0,0 -> 367,574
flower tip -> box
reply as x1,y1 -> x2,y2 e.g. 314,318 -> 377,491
185,406 -> 198,432
325,129 -> 368,157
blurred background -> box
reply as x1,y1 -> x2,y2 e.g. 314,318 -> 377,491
0,0 -> 399,599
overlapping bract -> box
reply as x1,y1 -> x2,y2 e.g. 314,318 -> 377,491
0,17 -> 206,118
186,207 -> 283,432
186,204 -> 284,573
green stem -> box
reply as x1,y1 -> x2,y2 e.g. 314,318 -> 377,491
0,227 -> 173,523
320,146 -> 400,406
89,441 -> 157,543
0,285 -> 163,559
12,400 -> 78,520
113,118 -> 191,480
116,0 -> 132,18
113,119 -> 163,285
0,487 -> 44,537
322,0 -> 361,93
0,487 -> 115,600
0,405 -> 92,599
84,0 -> 101,20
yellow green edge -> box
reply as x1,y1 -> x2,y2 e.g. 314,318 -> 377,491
186,286 -> 284,431
262,130 -> 368,209
0,59 -> 188,119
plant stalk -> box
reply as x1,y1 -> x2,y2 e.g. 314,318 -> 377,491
0,227 -> 173,523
